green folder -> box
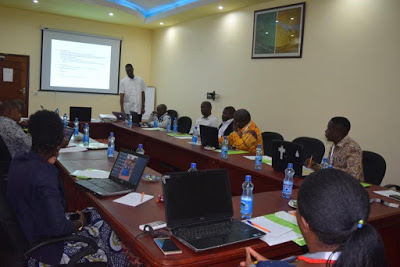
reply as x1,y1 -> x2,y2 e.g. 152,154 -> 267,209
264,214 -> 306,246
214,149 -> 249,155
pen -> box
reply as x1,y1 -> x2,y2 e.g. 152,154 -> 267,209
246,220 -> 270,233
140,192 -> 145,202
308,155 -> 313,167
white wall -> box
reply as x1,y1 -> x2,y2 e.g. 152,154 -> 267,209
150,0 -> 400,185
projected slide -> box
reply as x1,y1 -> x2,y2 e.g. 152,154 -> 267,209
41,28 -> 121,94
50,40 -> 111,89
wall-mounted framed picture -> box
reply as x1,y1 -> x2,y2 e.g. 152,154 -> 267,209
252,2 -> 306,58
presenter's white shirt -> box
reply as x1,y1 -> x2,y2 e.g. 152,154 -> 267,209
194,114 -> 219,134
120,75 -> 146,114
218,118 -> 233,138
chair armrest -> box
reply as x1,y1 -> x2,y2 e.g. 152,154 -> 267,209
384,184 -> 400,191
24,234 -> 99,267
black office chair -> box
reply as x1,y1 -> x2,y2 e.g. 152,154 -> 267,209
167,109 -> 178,122
261,132 -> 284,157
0,135 -> 12,179
0,179 -> 103,267
292,137 -> 325,164
178,116 -> 192,134
362,151 -> 386,185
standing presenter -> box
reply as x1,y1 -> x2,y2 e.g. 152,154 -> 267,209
119,63 -> 146,121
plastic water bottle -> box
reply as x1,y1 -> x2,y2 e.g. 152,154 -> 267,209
188,163 -> 197,171
192,126 -> 199,144
136,144 -> 145,154
166,117 -> 171,133
83,123 -> 89,147
153,114 -> 158,128
63,113 -> 68,128
240,175 -> 254,219
173,117 -> 178,133
107,132 -> 115,158
221,136 -> 228,159
255,144 -> 263,170
320,158 -> 329,169
55,108 -> 59,115
128,114 -> 132,128
73,118 -> 79,136
282,163 -> 295,199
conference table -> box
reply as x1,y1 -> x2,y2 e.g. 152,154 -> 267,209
57,149 -> 400,266
88,122 -> 304,195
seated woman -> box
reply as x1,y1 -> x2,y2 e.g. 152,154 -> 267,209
241,169 -> 387,267
7,110 -> 130,266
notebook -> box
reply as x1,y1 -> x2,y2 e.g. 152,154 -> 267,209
200,125 -> 220,148
271,140 -> 304,177
76,149 -> 149,196
162,169 -> 265,251
69,107 -> 92,122
112,112 -> 128,121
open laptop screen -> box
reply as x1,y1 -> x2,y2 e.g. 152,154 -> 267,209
162,169 -> 233,228
110,150 -> 149,186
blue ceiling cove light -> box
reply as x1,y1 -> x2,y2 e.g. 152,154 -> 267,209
108,0 -> 199,18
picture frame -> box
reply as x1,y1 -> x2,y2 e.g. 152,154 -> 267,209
252,2 -> 306,58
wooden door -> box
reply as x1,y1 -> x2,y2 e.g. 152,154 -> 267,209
0,54 -> 29,117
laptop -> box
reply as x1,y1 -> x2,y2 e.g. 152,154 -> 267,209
112,111 -> 128,121
63,127 -> 74,141
200,125 -> 219,148
162,169 -> 265,252
69,107 -> 92,122
76,149 -> 149,196
130,111 -> 141,126
271,140 -> 304,177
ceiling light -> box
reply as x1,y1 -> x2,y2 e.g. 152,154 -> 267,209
290,17 -> 294,20
33,0 -> 38,3
291,35 -> 294,37
276,20 -> 279,23
218,6 -> 223,10
160,22 -> 164,25
265,32 -> 269,35
109,12 -> 114,16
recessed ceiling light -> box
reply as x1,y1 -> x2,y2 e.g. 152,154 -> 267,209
109,12 -> 114,16
276,20 -> 279,23
160,22 -> 164,25
265,32 -> 269,35
33,0 -> 38,3
291,35 -> 294,37
290,17 -> 294,20
218,6 -> 223,10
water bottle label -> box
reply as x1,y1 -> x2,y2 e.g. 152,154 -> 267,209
221,147 -> 228,159
240,197 -> 253,216
107,147 -> 115,157
255,156 -> 262,165
74,128 -> 79,135
192,136 -> 198,144
282,182 -> 293,196
173,125 -> 178,133
83,135 -> 89,143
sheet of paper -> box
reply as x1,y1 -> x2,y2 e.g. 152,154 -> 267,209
245,216 -> 293,238
59,146 -> 87,153
244,155 -> 272,165
187,141 -> 202,145
261,230 -> 302,246
3,68 -> 13,82
71,169 -> 110,179
174,136 -> 193,139
374,190 -> 400,198
302,166 -> 314,176
113,192 -> 154,207
142,127 -> 163,131
77,142 -> 108,150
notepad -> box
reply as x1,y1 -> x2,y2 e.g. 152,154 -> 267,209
113,192 -> 154,207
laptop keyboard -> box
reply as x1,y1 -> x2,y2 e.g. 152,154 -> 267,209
89,179 -> 128,191
173,219 -> 248,241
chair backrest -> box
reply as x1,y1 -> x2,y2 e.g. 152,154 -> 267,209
0,179 -> 29,266
261,132 -> 284,156
292,137 -> 325,164
178,116 -> 192,134
362,151 -> 386,185
0,135 -> 12,177
167,110 -> 178,122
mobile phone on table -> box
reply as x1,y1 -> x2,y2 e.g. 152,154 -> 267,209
154,237 -> 182,255
389,195 -> 400,201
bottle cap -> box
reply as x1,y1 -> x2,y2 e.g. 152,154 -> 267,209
110,132 -> 114,136
245,175 -> 251,181
84,123 -> 88,127
75,118 -> 78,121
224,136 -> 227,139
323,158 -> 327,163
287,163 -> 293,168
191,163 -> 196,169
257,144 -> 261,148
138,144 -> 143,149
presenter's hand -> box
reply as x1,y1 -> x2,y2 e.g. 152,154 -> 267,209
239,247 -> 267,267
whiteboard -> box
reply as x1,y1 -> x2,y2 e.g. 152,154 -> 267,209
142,86 -> 155,121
